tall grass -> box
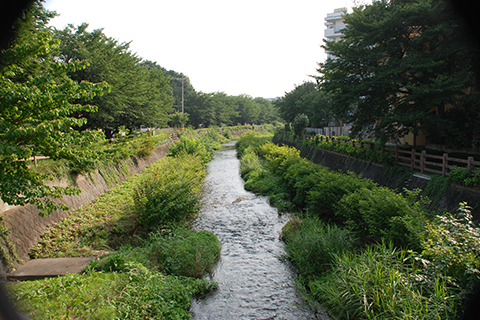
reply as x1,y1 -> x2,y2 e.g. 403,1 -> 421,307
311,242 -> 458,319
282,217 -> 356,275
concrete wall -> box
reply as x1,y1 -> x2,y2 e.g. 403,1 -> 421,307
273,137 -> 480,222
0,143 -> 172,277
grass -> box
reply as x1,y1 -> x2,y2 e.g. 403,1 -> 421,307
9,266 -> 217,320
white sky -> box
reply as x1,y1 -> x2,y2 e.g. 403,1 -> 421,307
44,0 -> 354,99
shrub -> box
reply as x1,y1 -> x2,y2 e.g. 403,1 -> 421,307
420,202 -> 480,290
292,114 -> 309,137
283,158 -> 324,208
335,186 -> 426,250
282,217 -> 356,275
147,227 -> 221,278
306,170 -> 377,220
10,264 -> 217,319
450,165 -> 480,187
257,141 -> 301,174
134,154 -> 206,227
235,131 -> 269,158
168,137 -> 211,163
239,147 -> 262,179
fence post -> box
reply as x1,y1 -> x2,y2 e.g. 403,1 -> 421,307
421,150 -> 426,174
395,146 -> 399,164
442,153 -> 448,177
468,156 -> 474,172
411,149 -> 416,170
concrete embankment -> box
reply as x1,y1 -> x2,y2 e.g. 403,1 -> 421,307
0,143 -> 172,278
273,136 -> 480,222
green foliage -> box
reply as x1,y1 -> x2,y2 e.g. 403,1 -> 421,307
54,25 -> 174,137
134,154 -> 206,227
311,242 -> 458,320
235,131 -> 272,158
420,202 -> 480,290
239,147 -> 262,179
168,137 -> 211,164
292,113 -> 309,137
423,174 -> 451,206
274,81 -> 332,128
306,170 -> 377,219
170,111 -> 189,128
257,141 -> 301,174
184,91 -> 280,129
335,187 -> 426,250
282,217 -> 356,276
9,264 -> 217,319
0,4 -> 108,215
450,166 -> 480,187
316,0 -> 479,147
146,227 -> 221,278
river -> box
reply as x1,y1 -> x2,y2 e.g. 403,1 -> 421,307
190,141 -> 328,319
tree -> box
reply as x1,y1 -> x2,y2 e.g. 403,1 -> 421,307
254,97 -> 281,124
170,111 -> 189,128
274,82 -> 332,128
0,1 -> 108,215
316,0 -> 480,146
293,114 -> 309,136
54,25 -> 173,137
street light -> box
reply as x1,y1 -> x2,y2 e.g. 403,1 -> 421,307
172,77 -> 184,114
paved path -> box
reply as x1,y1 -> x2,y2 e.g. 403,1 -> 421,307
7,257 -> 95,281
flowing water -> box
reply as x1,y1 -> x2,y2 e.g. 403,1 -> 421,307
191,141 -> 328,320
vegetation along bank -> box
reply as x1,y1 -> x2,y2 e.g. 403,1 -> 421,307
4,128 -> 241,319
236,131 -> 480,319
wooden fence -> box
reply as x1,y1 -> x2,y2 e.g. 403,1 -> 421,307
394,148 -> 480,177
283,131 -> 480,177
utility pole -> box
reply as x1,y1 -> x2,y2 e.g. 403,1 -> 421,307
172,77 -> 184,113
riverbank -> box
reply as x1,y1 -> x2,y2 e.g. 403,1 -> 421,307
5,132 -> 226,319
273,135 -> 480,222
238,132 -> 480,319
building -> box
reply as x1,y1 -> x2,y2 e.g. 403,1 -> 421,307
324,7 -> 347,59
322,8 -> 352,137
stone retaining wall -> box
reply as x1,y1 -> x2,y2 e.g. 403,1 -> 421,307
273,137 -> 480,222
0,143 -> 172,278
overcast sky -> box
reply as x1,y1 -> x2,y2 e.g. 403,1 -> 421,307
44,0 -> 354,99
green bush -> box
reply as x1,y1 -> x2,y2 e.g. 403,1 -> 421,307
306,170 -> 377,220
292,113 -> 309,137
239,146 -> 262,179
335,187 -> 426,250
282,216 -> 356,275
168,136 -> 211,164
235,131 -> 271,158
147,227 -> 221,278
450,165 -> 480,187
257,141 -> 301,174
420,202 -> 480,290
282,158 -> 323,208
134,154 -> 206,227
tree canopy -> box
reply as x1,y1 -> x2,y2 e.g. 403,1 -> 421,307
0,1 -> 108,214
54,24 -> 174,138
274,81 -> 333,128
316,0 -> 480,147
